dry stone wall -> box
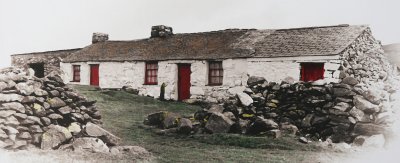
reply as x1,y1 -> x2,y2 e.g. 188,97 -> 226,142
0,67 -> 110,150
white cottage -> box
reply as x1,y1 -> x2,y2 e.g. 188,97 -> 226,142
59,24 -> 379,102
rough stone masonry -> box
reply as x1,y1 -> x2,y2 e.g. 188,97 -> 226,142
0,67 -> 150,156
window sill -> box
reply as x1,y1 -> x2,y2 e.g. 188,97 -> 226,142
143,83 -> 158,85
207,84 -> 223,86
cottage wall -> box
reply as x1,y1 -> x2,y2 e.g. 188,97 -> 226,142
11,49 -> 80,76
60,62 -> 91,85
61,55 -> 342,102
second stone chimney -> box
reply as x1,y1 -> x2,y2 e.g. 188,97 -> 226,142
92,32 -> 109,44
151,25 -> 173,38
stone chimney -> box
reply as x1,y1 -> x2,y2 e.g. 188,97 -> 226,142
92,32 -> 109,44
151,25 -> 173,38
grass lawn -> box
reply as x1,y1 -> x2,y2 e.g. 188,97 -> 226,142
72,85 -> 334,163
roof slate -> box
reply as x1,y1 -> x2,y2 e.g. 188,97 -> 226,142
63,25 -> 368,62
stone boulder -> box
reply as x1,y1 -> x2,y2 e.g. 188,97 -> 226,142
205,112 -> 234,133
58,106 -> 72,115
362,89 -> 381,105
280,123 -> 298,136
348,107 -> 365,121
333,87 -> 355,97
247,76 -> 266,86
237,92 -> 253,106
0,94 -> 24,102
265,129 -> 282,138
353,95 -> 380,114
207,104 -> 225,114
71,137 -> 109,153
2,102 -> 25,113
145,111 -> 181,129
299,137 -> 310,144
177,118 -> 193,134
341,76 -> 359,86
41,125 -> 72,150
15,83 -> 34,95
247,117 -> 278,135
353,135 -> 367,146
68,122 -> 81,135
48,97 -> 66,108
122,85 -> 139,95
162,112 -> 181,129
84,122 -> 120,146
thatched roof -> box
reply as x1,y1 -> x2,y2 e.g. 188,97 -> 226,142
63,25 -> 368,62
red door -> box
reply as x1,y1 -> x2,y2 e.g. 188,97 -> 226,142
90,64 -> 99,86
300,63 -> 324,82
178,64 -> 191,101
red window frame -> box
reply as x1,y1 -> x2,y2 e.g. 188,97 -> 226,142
208,61 -> 223,86
144,62 -> 158,85
300,63 -> 325,82
72,65 -> 80,82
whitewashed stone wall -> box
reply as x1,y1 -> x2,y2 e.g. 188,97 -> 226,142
60,62 -> 91,85
247,56 -> 342,84
61,55 -> 342,102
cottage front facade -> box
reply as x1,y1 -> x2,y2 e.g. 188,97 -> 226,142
56,24 -> 378,102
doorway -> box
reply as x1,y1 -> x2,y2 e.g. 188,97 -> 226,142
29,63 -> 45,78
178,64 -> 191,101
300,63 -> 324,82
90,64 -> 99,86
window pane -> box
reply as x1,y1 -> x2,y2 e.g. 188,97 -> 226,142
210,63 -> 215,69
210,77 -> 214,84
215,63 -> 220,69
212,70 -> 216,77
145,62 -> 158,84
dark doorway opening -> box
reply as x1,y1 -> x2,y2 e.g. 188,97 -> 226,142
29,63 -> 45,78
300,63 -> 325,82
178,64 -> 191,101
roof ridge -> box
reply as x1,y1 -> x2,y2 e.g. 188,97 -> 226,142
276,24 -> 358,31
11,48 -> 82,56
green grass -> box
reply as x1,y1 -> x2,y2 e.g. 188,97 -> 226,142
71,85 -> 328,163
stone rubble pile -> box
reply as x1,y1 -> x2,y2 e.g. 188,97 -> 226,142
144,74 -> 396,144
0,67 -> 148,155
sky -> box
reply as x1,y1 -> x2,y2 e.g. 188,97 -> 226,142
0,0 -> 399,68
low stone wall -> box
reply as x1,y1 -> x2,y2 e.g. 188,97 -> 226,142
233,77 -> 393,142
0,67 -> 110,150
